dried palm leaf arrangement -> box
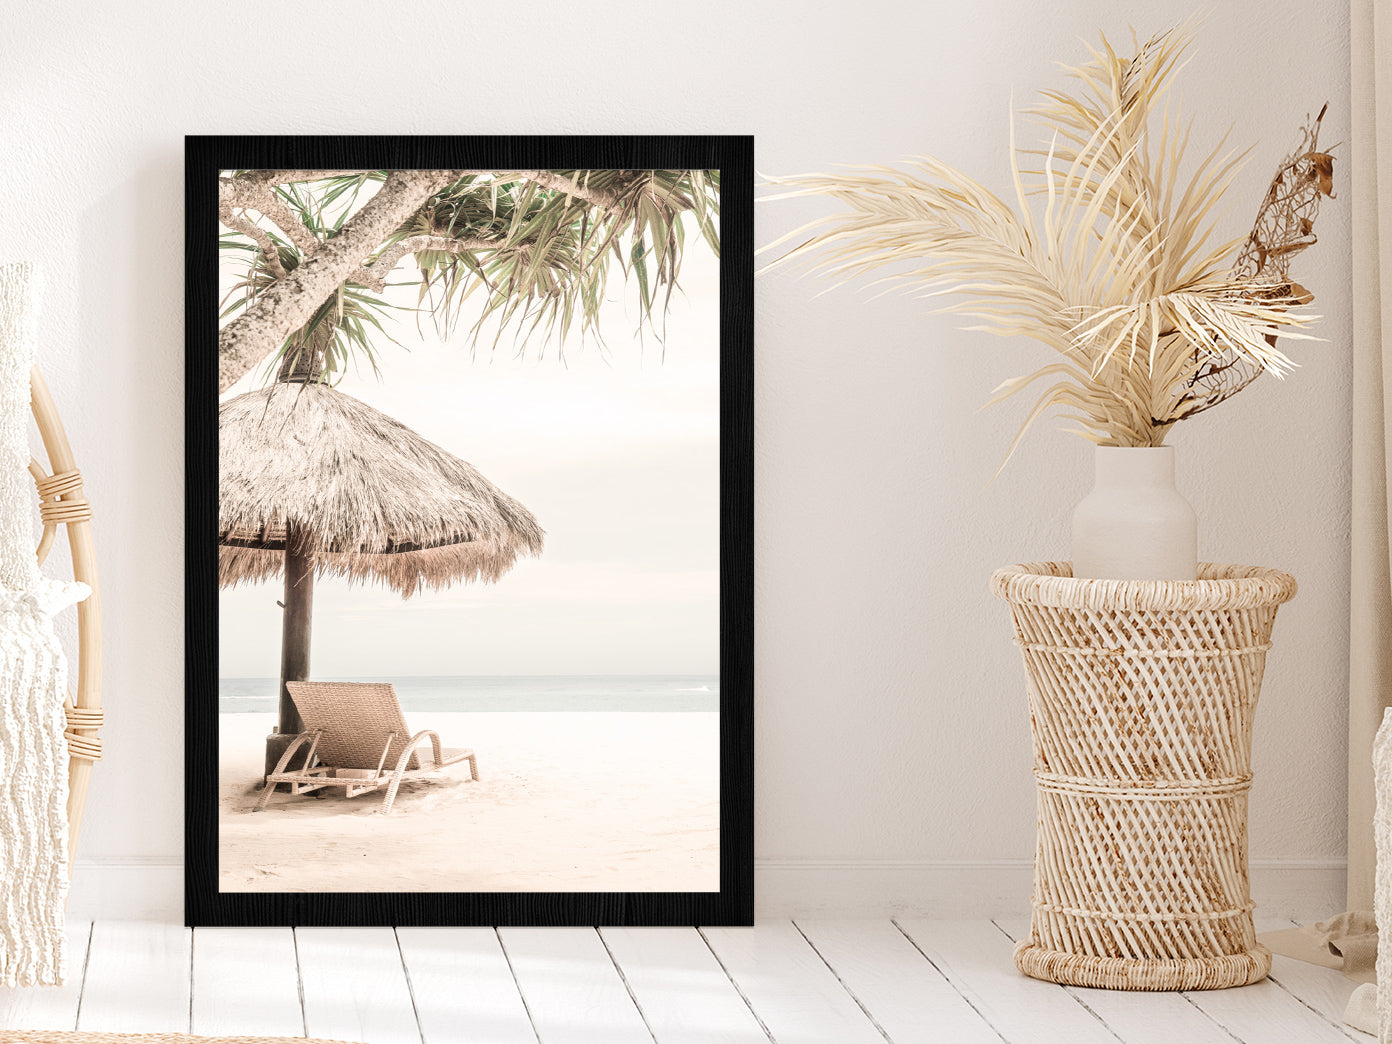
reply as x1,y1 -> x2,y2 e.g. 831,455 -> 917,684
764,27 -> 1335,460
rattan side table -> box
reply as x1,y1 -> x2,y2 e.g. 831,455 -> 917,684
991,561 -> 1297,991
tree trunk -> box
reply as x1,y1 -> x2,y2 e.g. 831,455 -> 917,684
276,318 -> 334,384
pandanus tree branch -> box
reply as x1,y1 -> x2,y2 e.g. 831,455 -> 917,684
359,234 -> 508,293
218,177 -> 321,256
218,203 -> 287,280
217,169 -> 459,392
511,170 -> 626,208
238,169 -> 372,186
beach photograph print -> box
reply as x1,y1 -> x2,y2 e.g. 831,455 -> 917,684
211,162 -> 724,897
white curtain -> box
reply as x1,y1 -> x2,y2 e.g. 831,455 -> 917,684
1348,0 -> 1392,913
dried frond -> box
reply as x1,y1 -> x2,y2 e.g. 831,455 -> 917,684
1181,105 -> 1336,417
763,26 -> 1331,454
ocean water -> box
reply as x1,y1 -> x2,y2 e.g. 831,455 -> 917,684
218,675 -> 720,714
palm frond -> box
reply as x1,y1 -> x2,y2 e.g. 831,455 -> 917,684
380,170 -> 719,360
763,25 -> 1325,450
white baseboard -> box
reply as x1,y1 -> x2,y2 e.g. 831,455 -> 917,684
63,857 -> 1348,923
1248,860 -> 1349,921
753,859 -> 1349,921
754,860 -> 1037,919
67,859 -> 183,922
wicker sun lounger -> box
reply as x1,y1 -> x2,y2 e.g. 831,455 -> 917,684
256,681 -> 478,814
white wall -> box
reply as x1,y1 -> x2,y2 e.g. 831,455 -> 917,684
0,0 -> 1352,919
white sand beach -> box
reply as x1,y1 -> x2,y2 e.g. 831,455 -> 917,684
218,711 -> 719,893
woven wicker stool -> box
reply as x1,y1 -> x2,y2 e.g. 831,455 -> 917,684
991,562 -> 1297,991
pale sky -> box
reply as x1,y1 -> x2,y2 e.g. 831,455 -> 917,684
217,199 -> 720,678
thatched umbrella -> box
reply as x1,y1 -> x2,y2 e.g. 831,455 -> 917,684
218,379 -> 543,770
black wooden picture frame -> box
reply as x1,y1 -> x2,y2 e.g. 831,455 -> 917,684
185,136 -> 753,926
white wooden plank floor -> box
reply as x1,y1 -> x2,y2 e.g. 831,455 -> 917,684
0,920 -> 1370,1043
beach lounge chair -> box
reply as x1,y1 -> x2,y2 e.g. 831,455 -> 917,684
255,681 -> 478,814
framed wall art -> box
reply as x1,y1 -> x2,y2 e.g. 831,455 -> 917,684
185,136 -> 753,926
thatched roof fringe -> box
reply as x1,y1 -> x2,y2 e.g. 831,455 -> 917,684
218,541 -> 526,599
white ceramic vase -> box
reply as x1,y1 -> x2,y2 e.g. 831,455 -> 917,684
1071,445 -> 1198,581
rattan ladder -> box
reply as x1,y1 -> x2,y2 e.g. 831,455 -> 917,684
29,365 -> 102,872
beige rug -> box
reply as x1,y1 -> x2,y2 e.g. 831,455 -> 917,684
1258,911 -> 1378,985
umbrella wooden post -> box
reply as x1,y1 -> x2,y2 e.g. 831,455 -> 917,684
278,529 -> 313,735
265,523 -> 313,780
